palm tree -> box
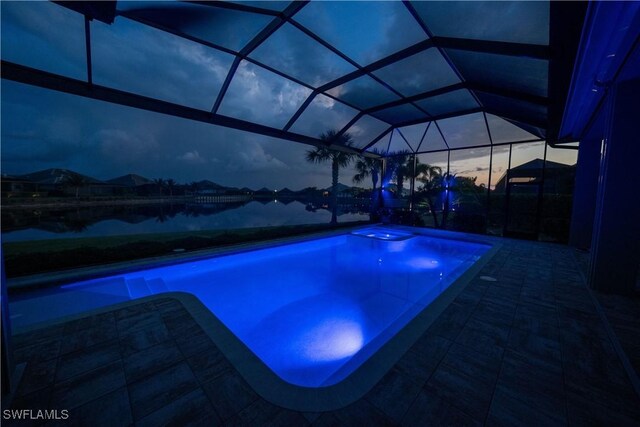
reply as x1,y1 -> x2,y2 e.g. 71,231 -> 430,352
353,150 -> 382,214
306,130 -> 356,224
385,150 -> 412,198
416,163 -> 443,227
352,155 -> 382,191
187,181 -> 200,196
166,179 -> 176,197
153,178 -> 165,196
441,174 -> 485,228
63,172 -> 88,198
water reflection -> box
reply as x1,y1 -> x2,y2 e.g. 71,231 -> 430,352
1,199 -> 371,242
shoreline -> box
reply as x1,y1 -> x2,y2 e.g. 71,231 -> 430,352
1,194 -> 369,210
2,221 -> 371,281
0,196 -> 234,209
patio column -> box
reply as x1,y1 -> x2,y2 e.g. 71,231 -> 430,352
589,77 -> 640,294
569,122 -> 602,250
1,253 -> 15,396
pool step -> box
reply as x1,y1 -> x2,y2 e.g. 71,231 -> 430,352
126,277 -> 170,299
126,278 -> 151,299
147,278 -> 169,294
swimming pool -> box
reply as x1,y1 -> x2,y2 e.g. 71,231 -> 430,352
9,226 -> 491,389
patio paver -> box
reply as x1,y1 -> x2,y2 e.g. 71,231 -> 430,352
6,237 -> 640,426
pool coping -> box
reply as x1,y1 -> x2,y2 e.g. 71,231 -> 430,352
8,225 -> 501,411
6,225 -> 365,291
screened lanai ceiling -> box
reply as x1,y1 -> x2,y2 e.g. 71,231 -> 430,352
1,1 -> 586,157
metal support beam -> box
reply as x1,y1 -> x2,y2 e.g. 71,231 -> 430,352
360,126 -> 393,153
503,144 -> 513,236
238,18 -> 285,58
112,5 -> 552,132
433,36 -> 550,59
548,141 -> 579,150
287,18 -> 428,119
84,16 -> 92,85
283,91 -> 318,131
211,17 -> 286,114
316,39 -> 437,94
212,56 -> 242,114
363,82 -> 548,118
110,0 -> 553,122
335,112 -> 364,141
434,121 -> 450,150
365,83 -> 465,113
547,0 -> 588,142
484,112 -> 494,221
119,14 -> 238,56
468,83 -> 549,106
395,128 -> 415,152
415,121 -> 431,153
392,107 -> 484,128
403,0 -> 484,111
187,0 -> 280,16
55,1 -> 116,24
484,109 -> 548,131
1,250 -> 15,396
410,154 -> 417,211
211,1 -> 308,114
385,138 -> 543,157
1,61 -> 370,155
535,142 -> 549,237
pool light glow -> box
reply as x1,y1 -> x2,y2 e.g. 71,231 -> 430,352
11,227 -> 491,388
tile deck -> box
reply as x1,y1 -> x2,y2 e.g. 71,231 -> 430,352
6,238 -> 640,426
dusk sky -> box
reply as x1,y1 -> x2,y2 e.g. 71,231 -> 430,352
1,1 -> 574,190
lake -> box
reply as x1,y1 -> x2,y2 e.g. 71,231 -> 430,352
1,200 -> 371,243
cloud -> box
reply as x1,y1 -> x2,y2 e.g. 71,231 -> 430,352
178,150 -> 207,164
458,166 -> 489,175
347,124 -> 365,138
218,61 -> 311,128
172,39 -> 230,82
0,3 -> 391,190
248,23 -> 355,88
88,15 -> 234,110
95,129 -> 159,164
230,141 -> 288,172
316,94 -> 337,109
1,1 -> 86,78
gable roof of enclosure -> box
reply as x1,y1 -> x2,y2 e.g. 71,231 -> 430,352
1,1 -> 587,158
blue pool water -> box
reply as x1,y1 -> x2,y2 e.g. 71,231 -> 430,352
9,227 -> 489,387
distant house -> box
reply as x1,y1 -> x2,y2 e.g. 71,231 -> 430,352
107,174 -> 153,187
1,174 -> 38,198
254,187 -> 273,197
107,174 -> 156,196
194,180 -> 227,195
493,159 -> 576,194
222,186 -> 245,195
18,169 -> 118,196
277,188 -> 295,197
298,187 -> 323,197
325,183 -> 349,194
